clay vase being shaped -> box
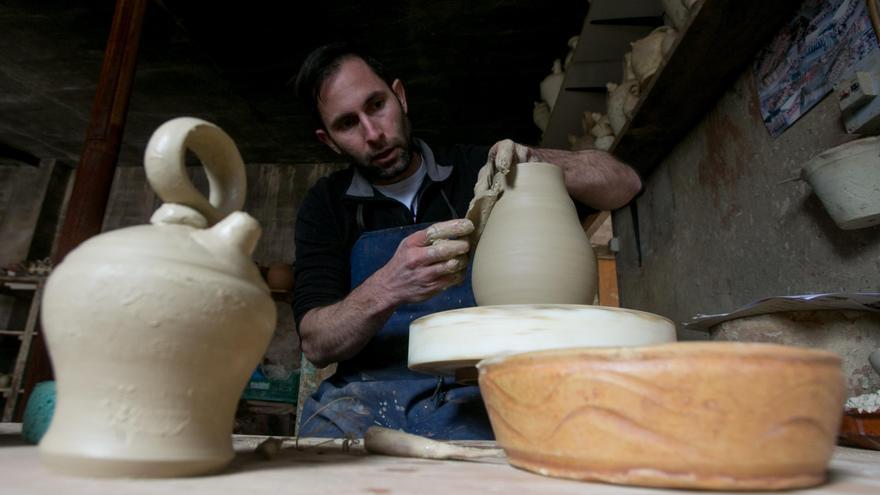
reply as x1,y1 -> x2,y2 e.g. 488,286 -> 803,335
39,117 -> 276,478
472,162 -> 597,306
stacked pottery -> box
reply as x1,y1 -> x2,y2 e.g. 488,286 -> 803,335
539,59 -> 565,111
606,80 -> 641,135
39,118 -> 276,478
662,0 -> 700,30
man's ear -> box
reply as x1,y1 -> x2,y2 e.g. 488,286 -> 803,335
316,129 -> 341,154
391,79 -> 408,114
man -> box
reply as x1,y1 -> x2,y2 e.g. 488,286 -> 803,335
293,42 -> 641,439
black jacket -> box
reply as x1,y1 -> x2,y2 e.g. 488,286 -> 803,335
292,139 -> 489,328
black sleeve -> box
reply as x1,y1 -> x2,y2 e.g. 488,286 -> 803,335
292,181 -> 350,331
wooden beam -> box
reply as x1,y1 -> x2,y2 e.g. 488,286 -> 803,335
53,0 -> 148,263
19,0 -> 148,418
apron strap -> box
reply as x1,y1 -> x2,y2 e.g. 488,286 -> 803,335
439,188 -> 457,219
356,203 -> 366,231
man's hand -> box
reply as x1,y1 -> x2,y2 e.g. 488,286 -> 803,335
374,218 -> 474,305
299,218 -> 474,367
488,139 -> 535,175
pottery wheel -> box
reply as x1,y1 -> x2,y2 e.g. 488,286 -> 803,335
408,304 -> 676,381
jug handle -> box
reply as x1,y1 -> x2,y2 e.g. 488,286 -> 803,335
144,117 -> 246,226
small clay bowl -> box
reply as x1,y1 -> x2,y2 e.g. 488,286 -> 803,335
477,342 -> 845,491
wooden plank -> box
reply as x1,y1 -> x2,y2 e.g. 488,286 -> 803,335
589,0 -> 664,24
598,257 -> 620,307
2,281 -> 44,421
564,61 -> 622,90
574,23 -> 656,63
612,0 -> 805,175
1,423 -> 879,494
53,0 -> 148,263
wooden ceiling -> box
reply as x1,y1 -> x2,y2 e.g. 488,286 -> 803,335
0,0 -> 589,167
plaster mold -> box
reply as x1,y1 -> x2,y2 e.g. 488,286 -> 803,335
39,117 -> 276,478
607,80 -> 640,135
409,304 -> 676,378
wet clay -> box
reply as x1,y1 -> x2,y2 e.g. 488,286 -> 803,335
364,426 -> 504,461
38,117 -> 276,478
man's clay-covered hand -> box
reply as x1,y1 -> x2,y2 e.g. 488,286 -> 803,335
375,219 -> 474,305
488,139 -> 535,174
425,218 -> 474,277
424,218 -> 474,245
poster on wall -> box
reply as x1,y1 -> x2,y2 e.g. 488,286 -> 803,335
755,0 -> 879,137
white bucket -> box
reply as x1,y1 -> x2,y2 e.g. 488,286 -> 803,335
801,136 -> 880,230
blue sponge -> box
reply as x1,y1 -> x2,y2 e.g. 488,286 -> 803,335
21,381 -> 56,445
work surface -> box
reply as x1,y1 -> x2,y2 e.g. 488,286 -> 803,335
2,424 -> 879,494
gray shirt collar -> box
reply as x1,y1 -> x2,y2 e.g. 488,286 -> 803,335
345,138 -> 453,198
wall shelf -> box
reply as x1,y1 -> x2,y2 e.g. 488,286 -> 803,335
544,0 -> 803,177
611,0 -> 802,175
541,0 -> 661,149
0,274 -> 45,421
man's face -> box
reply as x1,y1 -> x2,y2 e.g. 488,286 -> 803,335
315,57 -> 415,185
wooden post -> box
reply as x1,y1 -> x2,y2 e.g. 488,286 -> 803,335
54,0 -> 148,262
17,0 -> 148,420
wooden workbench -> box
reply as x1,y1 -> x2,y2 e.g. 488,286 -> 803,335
2,423 -> 879,494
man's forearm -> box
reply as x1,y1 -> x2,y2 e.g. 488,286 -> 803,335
299,276 -> 398,368
531,147 -> 641,210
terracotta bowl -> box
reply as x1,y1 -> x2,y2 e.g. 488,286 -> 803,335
477,342 -> 845,491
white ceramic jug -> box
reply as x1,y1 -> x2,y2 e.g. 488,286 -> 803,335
39,117 -> 276,477
472,162 -> 597,305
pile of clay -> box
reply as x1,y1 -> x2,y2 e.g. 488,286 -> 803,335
845,390 -> 880,413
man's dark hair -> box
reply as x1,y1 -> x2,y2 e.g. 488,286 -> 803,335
294,42 -> 392,129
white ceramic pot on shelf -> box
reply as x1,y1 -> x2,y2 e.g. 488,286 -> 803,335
801,136 -> 880,230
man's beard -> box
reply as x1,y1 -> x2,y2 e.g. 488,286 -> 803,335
354,141 -> 414,183
352,103 -> 415,184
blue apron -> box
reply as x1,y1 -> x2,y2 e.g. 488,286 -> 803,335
298,223 -> 494,440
